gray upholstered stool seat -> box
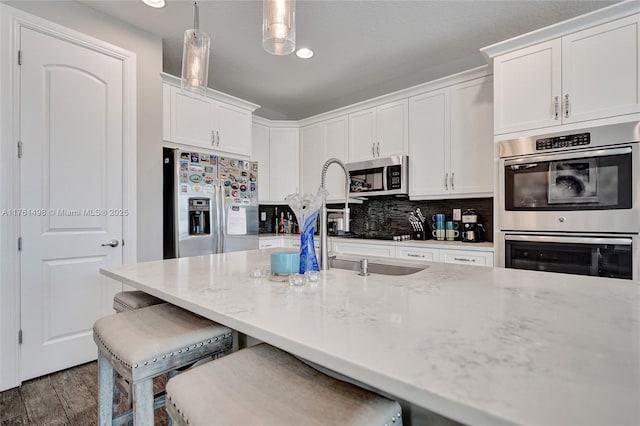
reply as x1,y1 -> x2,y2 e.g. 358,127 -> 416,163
93,303 -> 233,425
166,343 -> 402,426
113,290 -> 163,313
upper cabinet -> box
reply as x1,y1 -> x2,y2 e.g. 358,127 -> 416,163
409,76 -> 493,199
493,13 -> 639,135
268,127 -> 299,202
348,100 -> 408,162
251,123 -> 270,202
252,123 -> 299,204
162,74 -> 258,156
300,115 -> 349,201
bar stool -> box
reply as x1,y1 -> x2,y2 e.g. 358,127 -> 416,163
93,303 -> 233,425
165,344 -> 403,425
113,290 -> 163,313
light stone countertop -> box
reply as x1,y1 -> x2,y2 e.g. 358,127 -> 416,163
101,249 -> 639,426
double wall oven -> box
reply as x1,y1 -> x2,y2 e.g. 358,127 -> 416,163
497,122 -> 639,280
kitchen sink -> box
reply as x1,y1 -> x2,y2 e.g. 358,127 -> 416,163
328,257 -> 427,276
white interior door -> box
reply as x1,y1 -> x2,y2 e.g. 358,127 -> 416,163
19,27 -> 124,380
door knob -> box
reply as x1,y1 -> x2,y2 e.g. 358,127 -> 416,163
101,239 -> 119,247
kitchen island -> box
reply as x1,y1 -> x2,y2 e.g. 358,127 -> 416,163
100,249 -> 639,426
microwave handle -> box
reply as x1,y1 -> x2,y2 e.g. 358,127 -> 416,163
383,164 -> 388,191
504,146 -> 632,166
505,234 -> 632,246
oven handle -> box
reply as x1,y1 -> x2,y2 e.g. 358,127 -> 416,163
505,234 -> 632,246
504,146 -> 632,166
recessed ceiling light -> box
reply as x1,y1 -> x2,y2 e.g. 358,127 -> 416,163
296,48 -> 314,59
142,0 -> 165,8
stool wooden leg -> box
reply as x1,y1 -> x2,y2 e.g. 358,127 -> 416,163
98,352 -> 115,425
132,379 -> 154,426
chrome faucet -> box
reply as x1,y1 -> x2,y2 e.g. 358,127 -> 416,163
319,158 -> 350,271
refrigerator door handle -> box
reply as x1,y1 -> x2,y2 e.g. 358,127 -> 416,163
218,184 -> 225,253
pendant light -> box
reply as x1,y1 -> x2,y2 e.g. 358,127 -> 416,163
181,1 -> 210,94
262,0 -> 296,55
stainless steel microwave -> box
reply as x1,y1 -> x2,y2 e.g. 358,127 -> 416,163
347,156 -> 408,197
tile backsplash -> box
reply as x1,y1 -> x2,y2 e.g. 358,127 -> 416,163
259,197 -> 493,242
341,197 -> 493,242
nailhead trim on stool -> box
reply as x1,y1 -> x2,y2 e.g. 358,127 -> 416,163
93,303 -> 233,426
113,290 -> 163,313
165,344 -> 403,426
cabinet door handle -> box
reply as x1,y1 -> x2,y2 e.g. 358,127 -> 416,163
211,130 -> 216,146
444,173 -> 448,190
553,96 -> 560,120
216,130 -> 220,146
453,257 -> 476,262
451,172 -> 455,191
371,142 -> 375,157
376,142 -> 380,157
407,253 -> 425,258
564,94 -> 570,118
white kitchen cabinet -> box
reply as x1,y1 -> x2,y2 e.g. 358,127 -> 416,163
493,14 -> 639,134
449,76 -> 494,194
409,76 -> 493,198
215,102 -> 253,156
163,78 -> 256,157
300,116 -> 349,201
300,123 -> 324,196
268,127 -> 299,202
349,100 -> 408,162
259,236 -> 283,249
168,85 -> 217,149
332,241 -> 396,258
396,246 -> 440,262
440,249 -> 494,267
252,123 -> 270,202
409,88 -> 449,197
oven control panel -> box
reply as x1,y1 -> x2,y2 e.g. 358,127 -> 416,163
536,133 -> 590,150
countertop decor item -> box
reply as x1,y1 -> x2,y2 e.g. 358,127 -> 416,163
286,187 -> 327,274
270,251 -> 299,275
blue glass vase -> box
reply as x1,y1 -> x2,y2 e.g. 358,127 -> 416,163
299,211 -> 319,274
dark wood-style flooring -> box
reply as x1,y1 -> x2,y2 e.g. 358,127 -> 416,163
0,362 -> 168,425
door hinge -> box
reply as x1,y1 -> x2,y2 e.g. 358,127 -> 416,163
18,50 -> 22,66
18,141 -> 23,158
18,329 -> 23,344
18,237 -> 22,251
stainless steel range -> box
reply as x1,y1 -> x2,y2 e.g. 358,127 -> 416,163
497,122 -> 640,280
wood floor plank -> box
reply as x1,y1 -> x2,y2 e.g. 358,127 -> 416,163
50,366 -> 98,426
0,387 -> 26,423
20,376 -> 69,426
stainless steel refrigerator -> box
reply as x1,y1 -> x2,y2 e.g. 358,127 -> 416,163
163,147 -> 259,259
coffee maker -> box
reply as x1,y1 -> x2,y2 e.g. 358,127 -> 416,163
461,209 -> 484,242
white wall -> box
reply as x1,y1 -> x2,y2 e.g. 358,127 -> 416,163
4,0 -> 164,263
0,0 -> 163,390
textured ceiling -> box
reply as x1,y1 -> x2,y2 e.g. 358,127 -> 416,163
78,0 -> 619,120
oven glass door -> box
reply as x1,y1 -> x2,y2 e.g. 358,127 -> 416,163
505,236 -> 632,280
504,147 -> 632,211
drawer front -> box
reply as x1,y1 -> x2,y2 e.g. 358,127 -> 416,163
259,237 -> 283,249
396,247 -> 439,262
332,242 -> 396,258
440,250 -> 494,267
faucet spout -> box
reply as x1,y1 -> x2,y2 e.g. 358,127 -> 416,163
319,158 -> 350,271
